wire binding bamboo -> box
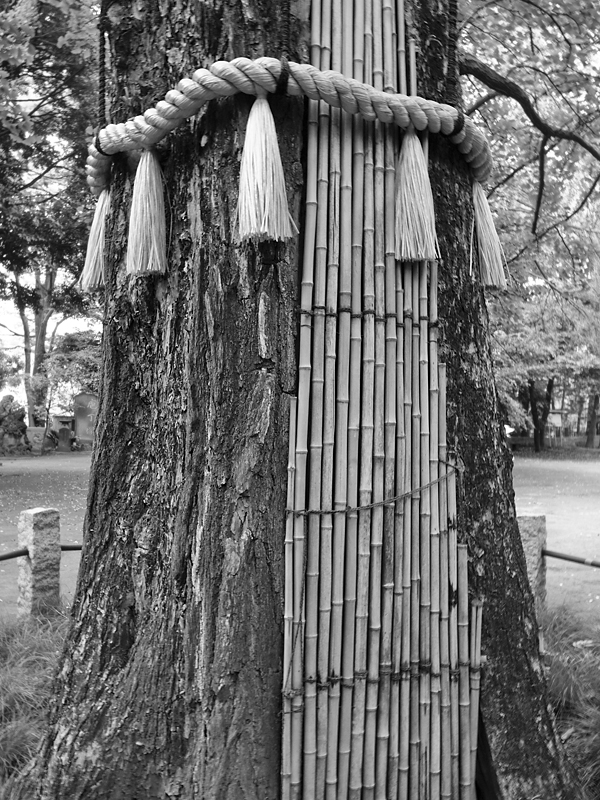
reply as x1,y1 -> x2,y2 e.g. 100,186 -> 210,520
283,397 -> 298,800
457,545 -> 472,800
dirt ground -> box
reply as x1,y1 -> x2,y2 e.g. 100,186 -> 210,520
1,449 -> 599,624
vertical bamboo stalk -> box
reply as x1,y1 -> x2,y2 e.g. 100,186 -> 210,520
380,0 -> 400,790
418,260 -> 432,800
338,1 -> 365,795
349,10 -> 375,787
408,269 -> 421,800
327,0 -> 353,789
457,544 -> 472,800
469,600 -> 483,796
302,6 -> 328,788
448,452 -> 460,799
398,260 -> 413,800
315,0 -> 336,792
429,261 -> 442,800
438,363 -> 452,800
283,398 -> 298,800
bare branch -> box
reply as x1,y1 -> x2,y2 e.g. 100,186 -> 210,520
459,54 -> 600,163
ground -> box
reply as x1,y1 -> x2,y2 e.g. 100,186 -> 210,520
0,449 -> 599,625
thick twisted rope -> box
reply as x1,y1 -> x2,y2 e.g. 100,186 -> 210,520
86,56 -> 493,195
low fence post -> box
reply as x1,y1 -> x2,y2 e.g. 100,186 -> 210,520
17,507 -> 61,616
518,514 -> 547,616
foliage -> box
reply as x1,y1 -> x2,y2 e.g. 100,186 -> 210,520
459,1 -> 600,431
0,612 -> 68,785
43,329 -> 101,413
0,0 -> 100,420
0,349 -> 21,391
543,608 -> 600,799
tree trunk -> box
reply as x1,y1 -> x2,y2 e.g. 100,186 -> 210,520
6,1 -> 578,799
585,393 -> 599,448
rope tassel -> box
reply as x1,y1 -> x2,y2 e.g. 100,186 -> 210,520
395,127 -> 439,262
79,188 -> 110,291
235,92 -> 298,242
126,148 -> 167,276
472,181 -> 507,288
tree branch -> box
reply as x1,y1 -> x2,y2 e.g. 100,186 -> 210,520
459,53 -> 600,163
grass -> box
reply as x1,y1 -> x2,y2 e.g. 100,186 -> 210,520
0,608 -> 599,795
542,607 -> 600,798
0,611 -> 68,785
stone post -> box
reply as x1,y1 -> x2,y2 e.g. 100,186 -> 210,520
17,507 -> 61,616
518,514 -> 547,615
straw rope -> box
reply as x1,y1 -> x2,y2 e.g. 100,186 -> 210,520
86,56 -> 493,195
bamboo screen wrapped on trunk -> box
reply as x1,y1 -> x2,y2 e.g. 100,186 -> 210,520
281,2 -> 484,798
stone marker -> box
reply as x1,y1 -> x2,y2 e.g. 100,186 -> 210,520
518,514 -> 547,615
17,507 -> 61,616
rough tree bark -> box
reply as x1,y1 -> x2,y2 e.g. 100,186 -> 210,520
6,1 -> 578,798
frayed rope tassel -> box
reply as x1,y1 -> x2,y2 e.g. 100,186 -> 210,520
79,188 -> 110,291
472,181 -> 507,288
235,92 -> 298,242
395,126 -> 440,262
126,148 -> 167,276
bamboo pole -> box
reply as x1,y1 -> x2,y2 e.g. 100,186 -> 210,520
398,259 -> 413,800
338,1 -> 365,795
327,0 -> 354,789
283,397 -> 298,800
469,600 -> 483,797
438,363 -> 452,800
315,0 -> 335,792
302,3 -> 328,789
379,0 -> 400,794
349,8 -> 375,788
448,450 -> 460,799
429,261 -> 442,800
457,544 -> 472,800
418,258 -> 432,800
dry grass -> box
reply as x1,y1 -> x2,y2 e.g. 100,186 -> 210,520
0,612 -> 68,784
543,608 -> 600,798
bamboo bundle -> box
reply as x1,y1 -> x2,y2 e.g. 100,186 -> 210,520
457,544 -> 472,800
283,397 -> 298,800
437,363 -> 452,800
338,1 -> 365,795
429,261 -> 442,800
470,600 -> 483,793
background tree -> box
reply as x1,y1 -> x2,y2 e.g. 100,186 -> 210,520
459,0 -> 600,445
0,0 -> 100,424
5,1 -> 582,798
42,329 -> 101,415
